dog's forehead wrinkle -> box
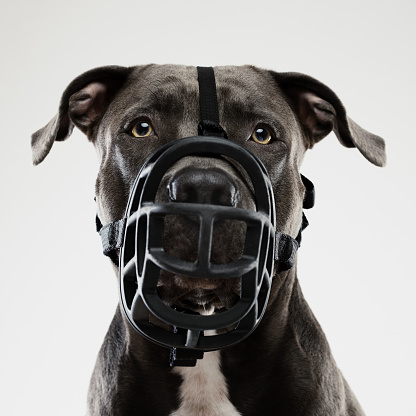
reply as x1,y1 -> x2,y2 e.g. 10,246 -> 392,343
134,64 -> 198,102
215,65 -> 290,109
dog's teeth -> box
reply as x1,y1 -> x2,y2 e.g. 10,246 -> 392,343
201,305 -> 215,315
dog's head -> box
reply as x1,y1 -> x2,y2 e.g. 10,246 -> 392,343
32,65 -> 386,347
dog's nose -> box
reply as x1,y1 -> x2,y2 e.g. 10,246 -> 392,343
168,167 -> 238,206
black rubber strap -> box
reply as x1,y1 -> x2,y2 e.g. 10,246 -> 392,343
274,173 -> 314,273
274,174 -> 314,271
96,215 -> 126,266
275,213 -> 307,272
275,232 -> 299,272
96,212 -> 309,273
169,347 -> 204,367
301,174 -> 315,209
96,212 -> 306,274
197,66 -> 227,138
96,172 -> 314,272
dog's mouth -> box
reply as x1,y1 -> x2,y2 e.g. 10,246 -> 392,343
157,271 -> 241,315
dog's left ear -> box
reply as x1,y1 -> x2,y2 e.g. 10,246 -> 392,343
271,71 -> 386,167
31,65 -> 133,165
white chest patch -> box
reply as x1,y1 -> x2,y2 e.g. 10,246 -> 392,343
170,350 -> 242,416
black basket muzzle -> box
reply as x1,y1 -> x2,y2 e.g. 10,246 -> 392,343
119,135 -> 276,351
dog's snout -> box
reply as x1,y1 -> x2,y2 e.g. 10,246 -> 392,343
168,167 -> 238,207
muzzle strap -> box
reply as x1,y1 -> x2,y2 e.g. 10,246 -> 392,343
96,171 -> 315,273
275,174 -> 315,272
96,216 -> 126,266
197,66 -> 228,138
301,175 -> 315,209
275,232 -> 299,272
97,215 -> 306,273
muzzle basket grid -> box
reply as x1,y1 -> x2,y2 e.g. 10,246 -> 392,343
119,136 -> 276,351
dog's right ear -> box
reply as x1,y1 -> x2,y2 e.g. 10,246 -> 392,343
31,66 -> 132,165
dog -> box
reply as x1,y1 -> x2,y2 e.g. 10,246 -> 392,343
31,64 -> 386,416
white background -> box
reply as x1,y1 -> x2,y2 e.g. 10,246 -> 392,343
1,0 -> 415,415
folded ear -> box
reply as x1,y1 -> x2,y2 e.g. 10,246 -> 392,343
31,65 -> 132,165
271,71 -> 386,167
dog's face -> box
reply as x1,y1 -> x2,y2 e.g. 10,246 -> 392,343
93,65 -> 306,314
32,64 -> 386,317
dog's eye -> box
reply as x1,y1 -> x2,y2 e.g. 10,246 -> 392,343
131,121 -> 154,138
251,127 -> 273,145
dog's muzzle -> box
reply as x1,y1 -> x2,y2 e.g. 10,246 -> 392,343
118,135 -> 276,352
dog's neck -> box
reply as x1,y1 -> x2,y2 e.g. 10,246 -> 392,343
171,350 -> 243,416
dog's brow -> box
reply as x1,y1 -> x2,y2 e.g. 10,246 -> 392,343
129,83 -> 192,119
143,85 -> 160,102
119,106 -> 155,129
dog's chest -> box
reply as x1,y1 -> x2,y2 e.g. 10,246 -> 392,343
170,350 -> 241,416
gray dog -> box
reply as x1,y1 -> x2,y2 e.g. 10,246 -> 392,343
31,65 -> 386,416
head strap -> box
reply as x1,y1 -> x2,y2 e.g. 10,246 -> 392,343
197,66 -> 228,138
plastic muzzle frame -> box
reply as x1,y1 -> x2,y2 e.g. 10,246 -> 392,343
119,136 -> 276,351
